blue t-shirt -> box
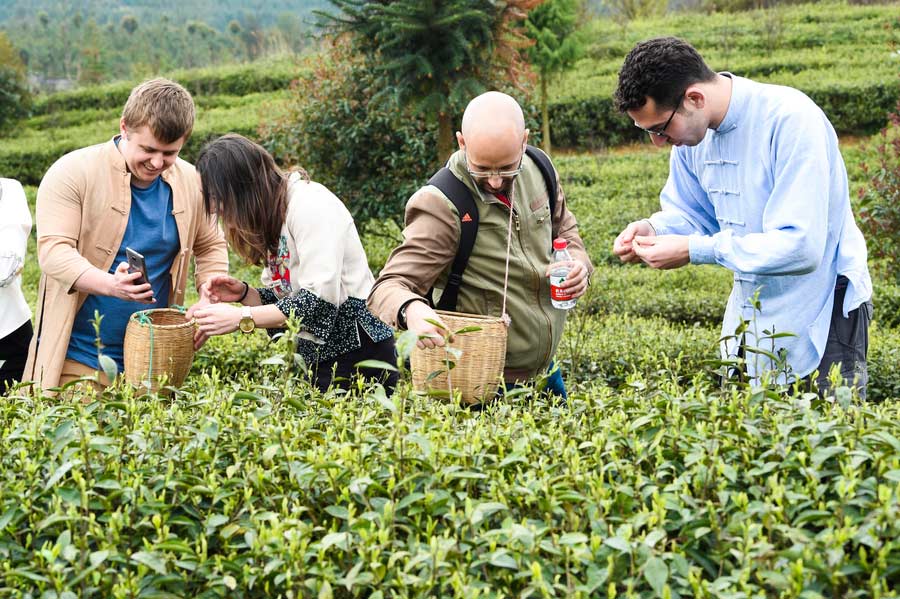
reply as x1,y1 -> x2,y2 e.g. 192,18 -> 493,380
66,175 -> 180,371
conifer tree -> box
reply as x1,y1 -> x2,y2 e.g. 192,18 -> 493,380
525,0 -> 584,154
319,0 -> 536,162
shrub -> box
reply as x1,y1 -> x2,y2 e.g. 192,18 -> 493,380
872,279 -> 900,329
260,40 -> 437,226
557,308 -> 719,387
0,42 -> 31,135
857,92 -> 900,283
868,322 -> 900,402
584,265 -> 731,327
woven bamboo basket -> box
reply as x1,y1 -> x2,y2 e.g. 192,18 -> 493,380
410,310 -> 507,404
123,308 -> 195,393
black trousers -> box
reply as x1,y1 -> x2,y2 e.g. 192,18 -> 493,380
806,275 -> 872,400
0,320 -> 33,392
309,325 -> 399,394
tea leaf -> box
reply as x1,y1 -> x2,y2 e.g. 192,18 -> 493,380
44,460 -> 77,490
604,536 -> 631,553
453,326 -> 483,335
424,318 -> 448,332
98,354 -> 118,382
130,551 -> 167,575
354,359 -> 398,372
325,505 -> 350,520
558,532 -> 588,546
644,556 -> 668,596
471,501 -> 507,526
489,551 -> 518,570
320,532 -> 351,552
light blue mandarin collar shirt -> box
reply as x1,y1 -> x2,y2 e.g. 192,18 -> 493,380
649,74 -> 872,381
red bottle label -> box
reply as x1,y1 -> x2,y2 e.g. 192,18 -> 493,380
550,275 -> 572,300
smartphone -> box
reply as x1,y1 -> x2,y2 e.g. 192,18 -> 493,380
125,247 -> 150,286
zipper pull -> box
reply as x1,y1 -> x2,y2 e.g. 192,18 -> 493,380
514,213 -> 520,231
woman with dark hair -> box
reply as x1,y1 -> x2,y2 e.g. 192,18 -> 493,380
188,134 -> 398,393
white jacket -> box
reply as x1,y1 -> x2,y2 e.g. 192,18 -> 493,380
0,178 -> 32,339
260,173 -> 377,344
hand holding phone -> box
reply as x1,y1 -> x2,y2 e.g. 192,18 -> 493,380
126,247 -> 150,286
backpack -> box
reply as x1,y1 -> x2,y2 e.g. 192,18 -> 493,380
427,145 -> 559,312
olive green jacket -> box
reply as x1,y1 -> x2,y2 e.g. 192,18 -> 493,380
368,148 -> 592,381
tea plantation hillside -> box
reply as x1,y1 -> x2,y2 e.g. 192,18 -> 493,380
2,1 -> 899,184
4,1 -> 900,595
550,1 -> 900,146
0,58 -> 300,185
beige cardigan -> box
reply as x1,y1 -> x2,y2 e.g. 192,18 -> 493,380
24,138 -> 228,390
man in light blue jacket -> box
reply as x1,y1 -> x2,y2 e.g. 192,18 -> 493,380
611,37 -> 873,397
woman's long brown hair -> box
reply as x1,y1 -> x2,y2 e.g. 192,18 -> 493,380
196,134 -> 290,266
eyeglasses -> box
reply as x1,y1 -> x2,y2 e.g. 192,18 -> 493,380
465,152 -> 524,180
637,93 -> 683,137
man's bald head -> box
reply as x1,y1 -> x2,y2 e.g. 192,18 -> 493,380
456,92 -> 529,194
460,91 -> 526,141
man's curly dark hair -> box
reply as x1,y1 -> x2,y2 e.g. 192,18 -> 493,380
613,37 -> 717,114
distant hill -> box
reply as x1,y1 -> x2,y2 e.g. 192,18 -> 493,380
0,0 -> 332,30
0,0 -> 331,88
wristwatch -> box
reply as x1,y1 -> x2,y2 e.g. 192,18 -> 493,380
398,299 -> 424,330
239,306 -> 256,334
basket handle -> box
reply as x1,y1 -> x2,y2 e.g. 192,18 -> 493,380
135,310 -> 155,386
499,201 -> 514,327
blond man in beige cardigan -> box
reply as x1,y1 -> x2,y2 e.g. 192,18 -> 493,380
24,79 -> 228,391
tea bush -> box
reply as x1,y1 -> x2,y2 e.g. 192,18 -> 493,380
857,98 -> 900,284
260,42 -> 437,226
3,366 -> 900,597
556,310 -> 719,386
868,323 -> 900,403
583,266 -> 730,327
30,58 -> 302,116
0,65 -> 31,136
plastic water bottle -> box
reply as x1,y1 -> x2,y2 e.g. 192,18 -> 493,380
549,238 -> 576,310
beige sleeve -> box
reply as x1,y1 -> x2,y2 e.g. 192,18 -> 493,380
367,189 -> 459,328
550,171 -> 594,276
35,157 -> 95,294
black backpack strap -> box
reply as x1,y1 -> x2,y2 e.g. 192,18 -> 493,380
525,145 -> 558,215
426,167 -> 478,312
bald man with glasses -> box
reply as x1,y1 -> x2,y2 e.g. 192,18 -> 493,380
368,92 -> 593,399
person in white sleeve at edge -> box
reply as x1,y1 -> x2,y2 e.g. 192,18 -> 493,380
0,178 -> 33,392
612,37 -> 873,398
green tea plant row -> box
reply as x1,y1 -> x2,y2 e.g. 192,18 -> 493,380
2,329 -> 900,597
30,58 -> 303,116
550,78 -> 899,148
1,91 -> 288,186
548,1 -> 900,146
